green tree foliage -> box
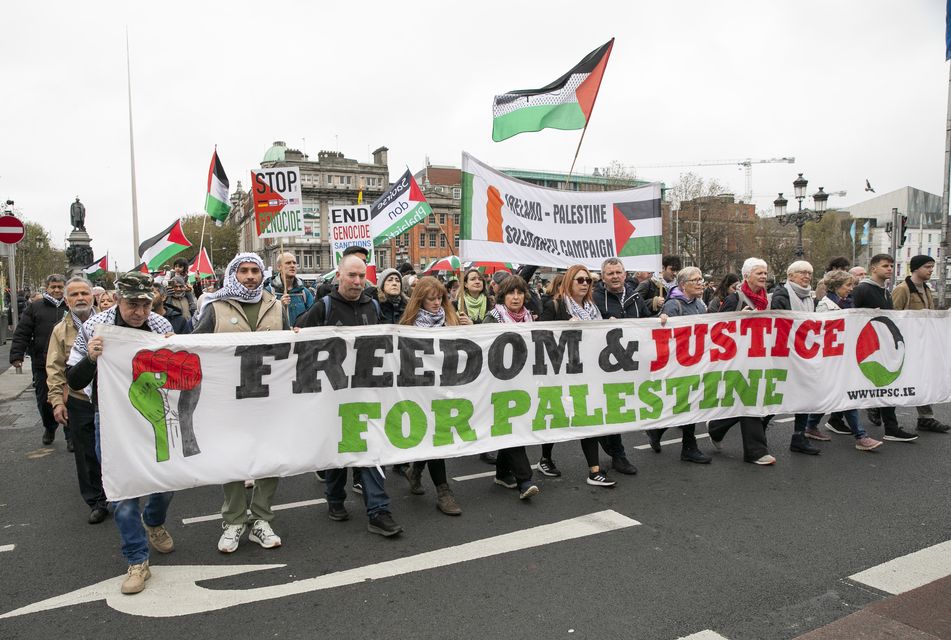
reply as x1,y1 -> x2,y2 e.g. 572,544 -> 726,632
14,220 -> 68,291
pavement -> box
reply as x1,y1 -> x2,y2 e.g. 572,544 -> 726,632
0,370 -> 949,639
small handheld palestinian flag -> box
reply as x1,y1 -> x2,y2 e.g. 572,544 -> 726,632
82,255 -> 109,279
492,38 -> 614,142
369,169 -> 432,245
138,219 -> 192,271
187,247 -> 215,284
205,148 -> 231,222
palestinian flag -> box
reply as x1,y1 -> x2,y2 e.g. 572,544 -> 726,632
369,169 -> 433,244
205,148 -> 231,222
138,219 -> 192,271
132,262 -> 150,275
422,255 -> 463,274
187,247 -> 215,284
613,195 -> 663,258
492,38 -> 614,142
82,255 -> 109,279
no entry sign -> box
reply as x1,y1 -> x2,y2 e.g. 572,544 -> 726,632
0,215 -> 25,244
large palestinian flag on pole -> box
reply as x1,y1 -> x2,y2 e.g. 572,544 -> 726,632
205,148 -> 231,222
138,219 -> 192,271
82,255 -> 109,279
491,38 -> 614,142
369,169 -> 433,245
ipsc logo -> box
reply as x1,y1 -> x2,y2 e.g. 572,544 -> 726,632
855,316 -> 905,387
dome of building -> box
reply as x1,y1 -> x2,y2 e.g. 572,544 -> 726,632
263,140 -> 287,163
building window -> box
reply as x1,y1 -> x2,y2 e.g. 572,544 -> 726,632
452,187 -> 462,199
453,214 -> 460,225
303,254 -> 314,269
429,232 -> 437,247
439,213 -> 446,225
419,233 -> 425,247
343,175 -> 352,185
440,234 -> 446,248
454,234 -> 460,247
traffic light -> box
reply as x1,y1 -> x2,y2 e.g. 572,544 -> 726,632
897,214 -> 908,248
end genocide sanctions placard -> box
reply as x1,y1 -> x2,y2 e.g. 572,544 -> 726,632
459,152 -> 663,271
95,310 -> 951,499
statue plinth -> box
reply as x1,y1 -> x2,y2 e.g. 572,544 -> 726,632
66,228 -> 94,277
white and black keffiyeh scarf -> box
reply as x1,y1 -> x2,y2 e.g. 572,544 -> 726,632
43,293 -> 64,308
487,304 -> 533,324
194,253 -> 265,323
414,307 -> 446,327
564,295 -> 602,321
67,307 -> 173,366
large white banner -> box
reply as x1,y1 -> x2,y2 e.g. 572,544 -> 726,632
95,310 -> 951,500
460,152 -> 663,271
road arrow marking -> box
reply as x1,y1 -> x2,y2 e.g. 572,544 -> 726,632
1,509 -> 639,619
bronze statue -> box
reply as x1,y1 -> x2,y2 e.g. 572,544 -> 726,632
70,197 -> 86,231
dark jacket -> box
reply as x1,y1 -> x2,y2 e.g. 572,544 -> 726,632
10,296 -> 66,366
296,288 -> 381,328
593,280 -> 649,319
852,278 -> 893,310
379,295 -> 408,324
539,297 -> 571,322
770,285 -> 791,310
160,303 -> 191,334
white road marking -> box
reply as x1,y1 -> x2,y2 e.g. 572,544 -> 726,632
452,463 -> 539,482
849,539 -> 951,594
632,434 -> 710,450
677,632 -> 731,640
0,544 -> 15,552
182,499 -> 327,525
773,417 -> 795,423
1,510 -> 640,619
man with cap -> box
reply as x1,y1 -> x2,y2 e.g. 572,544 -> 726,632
265,252 -> 315,326
66,271 -> 176,595
892,255 -> 950,433
192,252 -> 287,554
46,276 -> 108,523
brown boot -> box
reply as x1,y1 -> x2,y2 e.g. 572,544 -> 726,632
406,465 -> 425,495
435,484 -> 461,516
120,560 -> 151,595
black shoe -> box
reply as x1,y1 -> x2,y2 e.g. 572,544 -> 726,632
537,458 -> 561,477
884,427 -> 918,442
586,470 -> 616,487
790,433 -> 821,455
367,511 -> 403,537
867,408 -> 882,426
406,466 -> 425,495
917,418 -> 950,433
315,470 -> 326,482
88,507 -> 109,524
825,416 -> 852,435
352,481 -> 363,495
493,474 -> 518,489
647,430 -> 662,453
41,427 -> 55,446
392,463 -> 410,478
681,447 -> 712,464
328,503 -> 350,521
67,439 -> 75,453
479,452 -> 497,465
611,456 -> 638,475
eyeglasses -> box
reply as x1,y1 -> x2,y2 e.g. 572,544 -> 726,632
574,277 -> 593,284
685,278 -> 704,284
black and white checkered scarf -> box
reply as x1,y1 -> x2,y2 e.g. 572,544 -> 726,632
67,307 -> 173,366
194,253 -> 264,323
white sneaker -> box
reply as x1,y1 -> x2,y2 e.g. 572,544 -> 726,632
218,522 -> 246,553
249,519 -> 282,549
752,454 -> 776,465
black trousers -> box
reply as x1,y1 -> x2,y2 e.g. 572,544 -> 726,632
707,417 -> 770,462
649,424 -> 698,449
33,364 -> 58,431
541,437 -> 601,468
496,447 -> 533,485
412,459 -> 448,486
66,396 -> 106,509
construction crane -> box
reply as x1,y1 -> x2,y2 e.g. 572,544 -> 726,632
627,157 -> 796,204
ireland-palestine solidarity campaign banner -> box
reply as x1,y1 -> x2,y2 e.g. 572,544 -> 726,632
459,152 -> 663,271
94,310 -> 951,500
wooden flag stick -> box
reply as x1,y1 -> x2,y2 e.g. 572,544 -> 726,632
568,120 -> 590,178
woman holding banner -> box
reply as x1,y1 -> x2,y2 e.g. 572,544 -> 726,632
538,265 -> 616,487
400,277 -> 470,516
459,268 -> 493,323
706,257 -> 776,465
482,275 -> 541,500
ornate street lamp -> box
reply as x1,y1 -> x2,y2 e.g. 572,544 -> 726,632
775,174 -> 826,258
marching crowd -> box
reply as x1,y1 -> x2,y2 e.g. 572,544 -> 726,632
8,246 -> 948,596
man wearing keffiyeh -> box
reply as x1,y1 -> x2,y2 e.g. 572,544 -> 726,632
10,273 -> 68,446
191,252 -> 287,554
45,276 -> 108,524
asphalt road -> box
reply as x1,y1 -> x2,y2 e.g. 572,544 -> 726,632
1,388 -> 949,640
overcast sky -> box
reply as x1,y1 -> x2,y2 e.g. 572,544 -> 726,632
2,0 -> 947,269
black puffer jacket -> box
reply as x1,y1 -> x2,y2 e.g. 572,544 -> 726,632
593,280 -> 649,319
10,296 -> 66,365
296,289 -> 381,327
379,294 -> 408,324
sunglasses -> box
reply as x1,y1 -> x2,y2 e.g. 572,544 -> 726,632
574,277 -> 593,284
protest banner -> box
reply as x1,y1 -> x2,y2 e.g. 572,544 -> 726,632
329,205 -> 374,267
95,310 -> 951,500
250,167 -> 304,238
369,169 -> 432,244
459,152 -> 662,271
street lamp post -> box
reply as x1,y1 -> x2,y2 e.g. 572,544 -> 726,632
774,173 -> 828,258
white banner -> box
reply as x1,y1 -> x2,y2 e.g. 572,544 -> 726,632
329,205 -> 374,268
95,310 -> 951,500
460,152 -> 663,271
250,167 -> 305,238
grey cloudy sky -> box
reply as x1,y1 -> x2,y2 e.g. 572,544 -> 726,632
2,0 -> 947,268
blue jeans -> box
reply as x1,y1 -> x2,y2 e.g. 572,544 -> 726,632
95,411 -> 175,564
807,410 -> 866,439
325,467 -> 389,517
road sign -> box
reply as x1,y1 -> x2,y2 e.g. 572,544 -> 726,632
0,215 -> 25,244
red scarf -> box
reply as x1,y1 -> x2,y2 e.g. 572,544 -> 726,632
740,281 -> 768,310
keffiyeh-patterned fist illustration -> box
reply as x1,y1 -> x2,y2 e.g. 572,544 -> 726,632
129,349 -> 203,462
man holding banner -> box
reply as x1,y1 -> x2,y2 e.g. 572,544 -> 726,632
192,253 -> 287,553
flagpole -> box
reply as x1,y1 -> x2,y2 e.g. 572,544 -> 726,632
568,123 -> 590,177
568,37 -> 614,178
939,60 -> 951,308
126,28 -> 141,263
